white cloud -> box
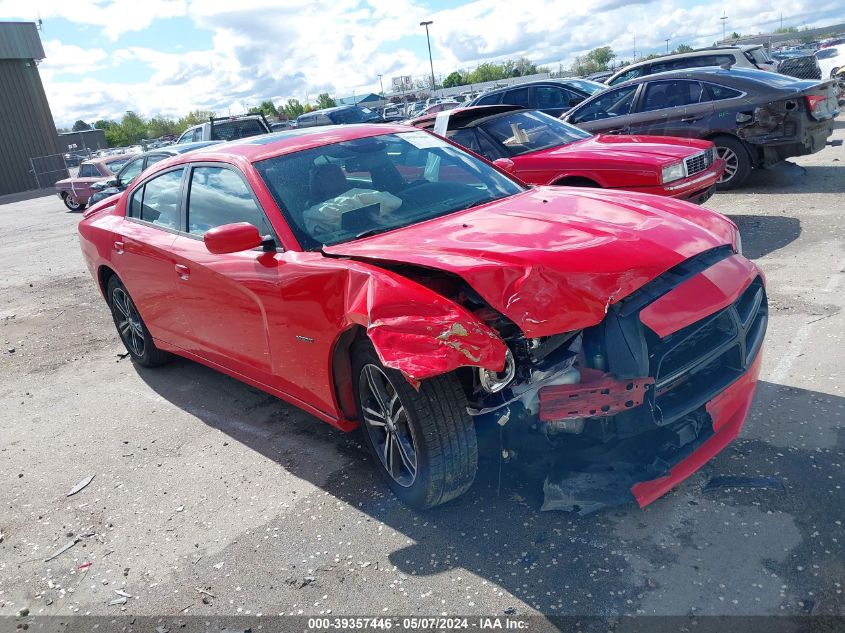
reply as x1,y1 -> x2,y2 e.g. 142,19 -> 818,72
9,0 -> 843,126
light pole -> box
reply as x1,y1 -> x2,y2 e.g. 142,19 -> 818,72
664,38 -> 670,54
378,73 -> 384,98
720,12 -> 728,41
420,20 -> 436,97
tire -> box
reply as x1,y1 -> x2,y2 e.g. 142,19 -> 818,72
62,192 -> 86,211
107,275 -> 172,368
351,340 -> 477,509
713,136 -> 752,190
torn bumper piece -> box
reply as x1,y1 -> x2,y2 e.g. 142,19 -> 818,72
539,368 -> 654,421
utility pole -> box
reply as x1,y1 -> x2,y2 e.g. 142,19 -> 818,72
420,20 -> 436,97
720,12 -> 728,41
378,74 -> 384,98
665,38 -> 670,54
633,34 -> 637,60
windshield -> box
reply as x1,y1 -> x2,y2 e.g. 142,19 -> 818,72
477,111 -> 592,156
255,131 -> 524,249
106,159 -> 130,174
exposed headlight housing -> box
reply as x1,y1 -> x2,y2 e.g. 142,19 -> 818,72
661,162 -> 686,184
479,348 -> 516,393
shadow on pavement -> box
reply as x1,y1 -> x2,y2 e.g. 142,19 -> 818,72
134,352 -> 845,615
725,214 -> 801,260
736,161 -> 845,194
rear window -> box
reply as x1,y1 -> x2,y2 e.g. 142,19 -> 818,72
210,118 -> 266,141
816,47 -> 839,60
746,47 -> 773,66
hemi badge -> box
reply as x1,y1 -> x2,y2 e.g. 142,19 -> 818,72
295,335 -> 314,343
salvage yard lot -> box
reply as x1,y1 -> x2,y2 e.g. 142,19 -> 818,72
1,118 -> 843,619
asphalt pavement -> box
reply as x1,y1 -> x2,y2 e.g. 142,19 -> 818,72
1,118 -> 843,625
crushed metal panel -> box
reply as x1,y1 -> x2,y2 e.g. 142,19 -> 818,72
539,368 -> 653,421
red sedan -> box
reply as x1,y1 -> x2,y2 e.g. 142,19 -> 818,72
78,124 -> 766,512
55,155 -> 131,210
410,106 -> 725,204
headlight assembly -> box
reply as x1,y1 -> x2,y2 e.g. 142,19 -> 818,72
661,162 -> 686,184
479,348 -> 516,393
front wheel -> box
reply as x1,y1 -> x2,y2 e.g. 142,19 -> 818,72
63,192 -> 86,211
714,136 -> 752,190
352,341 -> 477,509
107,275 -> 172,368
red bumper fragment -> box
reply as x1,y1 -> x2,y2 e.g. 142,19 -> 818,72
539,368 -> 654,421
630,349 -> 763,507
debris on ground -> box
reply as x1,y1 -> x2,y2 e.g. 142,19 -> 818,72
113,589 -> 132,598
66,474 -> 95,497
503,607 -> 516,615
703,475 -> 784,492
17,607 -> 29,618
195,587 -> 216,599
44,537 -> 80,562
108,596 -> 127,606
117,352 -> 130,359
285,575 -> 316,589
78,562 -> 92,570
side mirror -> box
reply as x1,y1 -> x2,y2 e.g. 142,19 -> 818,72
204,222 -> 263,254
492,158 -> 516,172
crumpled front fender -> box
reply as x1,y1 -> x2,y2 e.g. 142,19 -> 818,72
340,262 -> 508,381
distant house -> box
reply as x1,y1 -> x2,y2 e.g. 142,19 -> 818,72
336,93 -> 382,106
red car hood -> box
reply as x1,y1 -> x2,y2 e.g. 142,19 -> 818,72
529,134 -> 713,166
325,187 -> 736,338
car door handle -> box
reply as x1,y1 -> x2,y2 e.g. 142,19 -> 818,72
113,241 -> 124,255
175,264 -> 190,280
680,116 -> 701,123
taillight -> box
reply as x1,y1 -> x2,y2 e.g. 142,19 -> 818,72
805,94 -> 826,113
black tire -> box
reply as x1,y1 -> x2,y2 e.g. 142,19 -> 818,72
713,136 -> 752,190
107,275 -> 172,368
351,340 -> 477,509
62,192 -> 86,211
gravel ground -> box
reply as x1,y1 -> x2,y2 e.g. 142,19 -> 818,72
1,119 -> 843,623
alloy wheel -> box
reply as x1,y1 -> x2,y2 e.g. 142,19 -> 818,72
64,194 -> 82,210
111,287 -> 145,357
716,146 -> 738,184
359,364 -> 418,488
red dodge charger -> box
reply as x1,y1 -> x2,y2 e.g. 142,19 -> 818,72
78,124 -> 766,512
410,106 -> 725,205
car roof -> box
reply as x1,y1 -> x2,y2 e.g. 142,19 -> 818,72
298,105 -> 361,117
609,66 -> 798,88
477,79 -> 590,96
84,155 -> 129,165
411,105 -> 524,128
155,123 -> 415,164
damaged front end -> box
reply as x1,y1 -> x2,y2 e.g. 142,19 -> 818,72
464,247 -> 768,514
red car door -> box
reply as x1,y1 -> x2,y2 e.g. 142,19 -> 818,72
168,165 -> 281,385
117,168 -> 185,344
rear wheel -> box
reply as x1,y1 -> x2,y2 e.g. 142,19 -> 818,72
107,276 -> 172,368
713,136 -> 752,190
62,192 -> 85,211
352,341 -> 477,509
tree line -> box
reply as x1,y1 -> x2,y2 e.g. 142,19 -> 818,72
63,92 -> 340,147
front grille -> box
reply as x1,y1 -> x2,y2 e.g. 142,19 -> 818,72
645,278 -> 767,424
684,151 -> 709,177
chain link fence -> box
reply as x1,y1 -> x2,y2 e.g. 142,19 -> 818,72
776,56 -> 823,80
29,153 -> 71,189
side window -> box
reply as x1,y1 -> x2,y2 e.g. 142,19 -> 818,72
118,158 -> 144,185
569,85 -> 638,123
641,80 -> 703,112
145,153 -> 168,168
535,86 -> 583,109
609,65 -> 648,85
78,163 -> 99,177
503,87 -> 529,107
127,168 -> 184,229
702,82 -> 742,101
448,129 -> 482,154
475,92 -> 503,106
186,166 -> 273,237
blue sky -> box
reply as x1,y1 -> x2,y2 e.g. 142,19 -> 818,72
1,0 -> 842,126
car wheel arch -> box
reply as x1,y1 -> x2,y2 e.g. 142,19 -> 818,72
97,265 -> 118,302
331,325 -> 368,424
